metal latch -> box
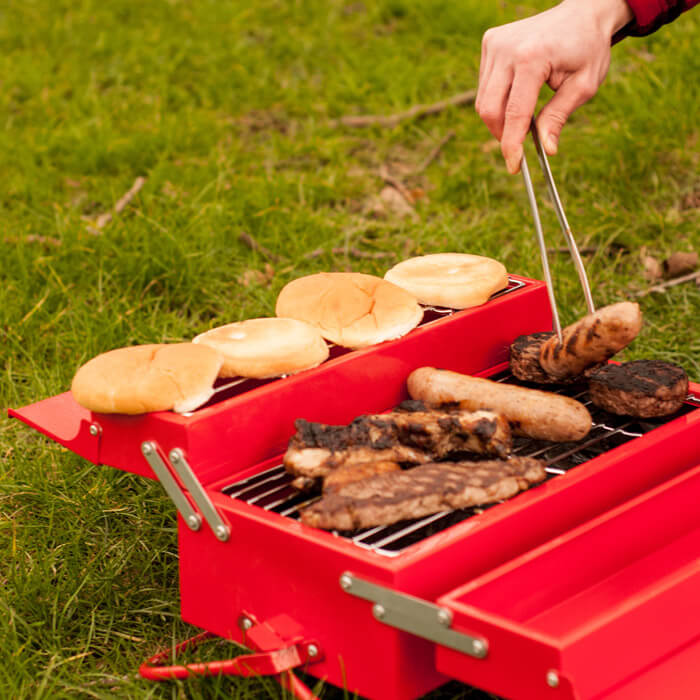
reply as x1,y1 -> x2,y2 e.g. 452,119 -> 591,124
141,441 -> 230,542
339,572 -> 488,659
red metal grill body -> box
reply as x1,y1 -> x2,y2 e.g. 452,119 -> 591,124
10,275 -> 700,700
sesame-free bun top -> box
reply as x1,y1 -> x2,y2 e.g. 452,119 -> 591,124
70,343 -> 224,415
384,253 -> 508,309
275,272 -> 423,349
193,317 -> 329,379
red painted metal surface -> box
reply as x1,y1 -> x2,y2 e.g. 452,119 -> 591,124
437,460 -> 700,699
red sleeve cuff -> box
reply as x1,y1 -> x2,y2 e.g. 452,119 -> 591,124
623,0 -> 699,36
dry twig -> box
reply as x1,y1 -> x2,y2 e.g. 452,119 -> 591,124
378,165 -> 415,206
414,130 -> 455,174
88,176 -> 146,233
634,270 -> 700,297
329,90 -> 476,129
238,231 -> 279,262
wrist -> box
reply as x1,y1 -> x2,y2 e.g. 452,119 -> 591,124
562,0 -> 634,37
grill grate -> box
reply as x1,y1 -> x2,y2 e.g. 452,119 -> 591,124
222,370 -> 698,558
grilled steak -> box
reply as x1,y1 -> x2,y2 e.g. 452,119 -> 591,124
323,461 -> 401,493
589,360 -> 689,417
300,457 -> 547,530
284,410 -> 512,478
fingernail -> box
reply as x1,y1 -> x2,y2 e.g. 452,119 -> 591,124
545,134 -> 558,155
506,149 -> 521,174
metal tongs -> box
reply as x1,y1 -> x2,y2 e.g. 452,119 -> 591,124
520,119 -> 595,344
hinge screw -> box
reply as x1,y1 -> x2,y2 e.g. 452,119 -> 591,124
373,603 -> 386,620
437,608 -> 452,627
307,644 -> 319,658
186,514 -> 201,530
472,639 -> 488,658
169,449 -> 181,464
141,442 -> 152,455
214,525 -> 229,541
239,617 -> 253,631
546,670 -> 560,688
339,574 -> 353,590
89,424 -> 100,436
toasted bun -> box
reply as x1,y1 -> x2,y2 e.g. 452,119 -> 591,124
71,343 -> 224,415
275,272 -> 423,348
193,317 -> 329,378
384,253 -> 508,309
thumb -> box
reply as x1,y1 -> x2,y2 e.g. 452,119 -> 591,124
536,75 -> 597,155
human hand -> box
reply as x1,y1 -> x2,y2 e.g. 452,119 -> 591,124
476,0 -> 633,173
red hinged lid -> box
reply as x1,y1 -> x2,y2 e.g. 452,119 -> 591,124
9,276 -> 549,485
435,458 -> 700,700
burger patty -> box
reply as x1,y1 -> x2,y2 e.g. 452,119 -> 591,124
510,332 -> 559,383
588,360 -> 689,418
300,457 -> 547,530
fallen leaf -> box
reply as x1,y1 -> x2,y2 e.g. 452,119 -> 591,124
640,248 -> 663,281
237,263 -> 275,287
664,251 -> 698,279
370,186 -> 418,220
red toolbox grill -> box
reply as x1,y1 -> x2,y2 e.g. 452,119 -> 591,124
9,274 -> 700,700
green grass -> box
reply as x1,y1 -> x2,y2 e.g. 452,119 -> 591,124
1,0 -> 699,697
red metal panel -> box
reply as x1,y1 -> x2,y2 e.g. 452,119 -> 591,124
436,461 -> 700,699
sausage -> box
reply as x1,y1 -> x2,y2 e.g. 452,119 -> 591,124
539,302 -> 642,381
407,367 -> 591,442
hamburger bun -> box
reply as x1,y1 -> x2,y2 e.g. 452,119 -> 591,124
384,253 -> 508,309
71,343 -> 224,415
193,317 -> 329,378
275,272 -> 423,348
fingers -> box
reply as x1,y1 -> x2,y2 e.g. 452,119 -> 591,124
536,74 -> 599,156
475,63 -> 512,142
500,66 -> 546,174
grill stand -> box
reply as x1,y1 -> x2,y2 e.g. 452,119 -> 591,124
139,614 -> 322,700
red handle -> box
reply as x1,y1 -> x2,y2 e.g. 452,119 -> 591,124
139,630 -> 319,700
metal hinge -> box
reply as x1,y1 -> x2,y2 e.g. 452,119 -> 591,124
141,441 -> 230,542
339,572 -> 488,659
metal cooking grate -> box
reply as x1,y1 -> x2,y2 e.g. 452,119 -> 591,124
185,278 -> 527,413
222,371 -> 698,558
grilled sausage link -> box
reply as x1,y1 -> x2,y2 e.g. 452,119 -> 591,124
407,367 -> 591,442
539,302 -> 642,381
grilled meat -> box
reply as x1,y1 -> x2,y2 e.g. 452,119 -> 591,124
323,461 -> 401,493
284,410 -> 512,478
539,302 -> 642,381
407,367 -> 592,442
510,332 -> 559,383
300,457 -> 547,530
589,360 -> 689,418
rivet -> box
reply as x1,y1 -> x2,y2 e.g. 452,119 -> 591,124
546,670 -> 560,688
141,442 -> 152,455
307,644 -> 319,658
339,574 -> 353,590
169,449 -> 181,463
187,514 -> 201,530
373,603 -> 386,620
89,424 -> 100,436
437,608 -> 452,627
240,617 -> 253,631
472,639 -> 488,658
215,525 -> 229,541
